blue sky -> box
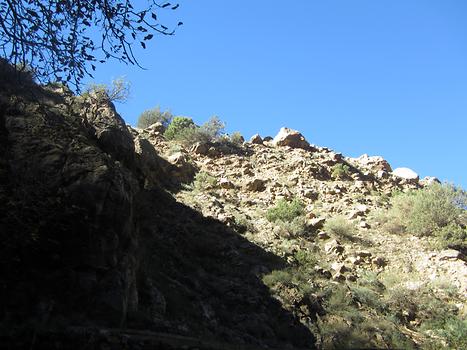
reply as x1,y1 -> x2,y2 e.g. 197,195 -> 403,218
86,0 -> 467,188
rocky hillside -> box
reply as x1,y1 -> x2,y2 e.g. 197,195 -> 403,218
1,64 -> 466,349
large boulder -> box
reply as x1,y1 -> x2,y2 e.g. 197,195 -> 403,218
392,167 -> 419,180
272,127 -> 310,150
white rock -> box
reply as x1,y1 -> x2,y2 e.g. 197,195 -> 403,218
392,167 -> 419,180
438,249 -> 462,261
420,176 -> 441,187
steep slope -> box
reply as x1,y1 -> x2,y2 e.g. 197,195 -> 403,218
0,66 -> 313,349
133,125 -> 466,349
1,63 -> 465,349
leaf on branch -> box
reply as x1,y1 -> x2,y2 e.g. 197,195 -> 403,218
171,4 -> 179,10
140,42 -> 146,49
161,25 -> 168,30
152,13 -> 157,20
161,3 -> 171,8
178,21 -> 183,26
144,34 -> 153,40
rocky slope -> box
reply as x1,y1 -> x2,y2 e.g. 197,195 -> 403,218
1,64 -> 465,349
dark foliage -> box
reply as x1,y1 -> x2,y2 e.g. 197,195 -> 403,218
0,0 -> 182,89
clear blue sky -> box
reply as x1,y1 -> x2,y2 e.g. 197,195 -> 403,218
86,0 -> 467,188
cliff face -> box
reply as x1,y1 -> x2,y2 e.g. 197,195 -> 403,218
0,66 -> 314,349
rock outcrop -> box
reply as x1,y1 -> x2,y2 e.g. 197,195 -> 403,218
273,127 -> 310,150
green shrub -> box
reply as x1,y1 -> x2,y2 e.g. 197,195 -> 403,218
266,198 -> 305,223
201,116 -> 225,140
331,163 -> 350,180
262,270 -> 294,288
386,183 -> 466,237
192,171 -> 217,192
272,217 -> 306,237
423,316 -> 467,350
323,215 -> 356,239
293,249 -> 317,269
434,223 -> 467,251
229,131 -> 244,145
164,116 -> 196,140
164,116 -> 226,146
233,213 -> 255,233
137,106 -> 173,128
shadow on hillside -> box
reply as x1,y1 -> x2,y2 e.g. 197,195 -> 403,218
0,73 -> 315,349
132,186 -> 315,349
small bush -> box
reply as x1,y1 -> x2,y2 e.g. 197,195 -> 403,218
272,217 -> 307,237
201,116 -> 225,140
323,215 -> 356,239
266,198 -> 305,223
137,106 -> 173,128
233,213 -> 255,233
192,171 -> 217,192
164,116 -> 226,146
262,270 -> 294,288
294,249 -> 317,269
331,163 -> 350,180
229,131 -> 244,145
164,116 -> 196,140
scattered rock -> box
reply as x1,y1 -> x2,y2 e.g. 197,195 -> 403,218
314,266 -> 332,279
359,221 -> 370,229
303,189 -> 318,200
219,178 -> 235,189
317,231 -> 330,240
331,262 -> 350,274
244,178 -> 266,192
332,273 -> 346,282
372,256 -> 386,267
356,250 -> 372,259
308,217 -> 326,230
324,239 -> 344,255
347,256 -> 363,265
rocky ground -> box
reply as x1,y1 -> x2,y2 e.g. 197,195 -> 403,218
0,62 -> 465,349
132,123 -> 466,349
